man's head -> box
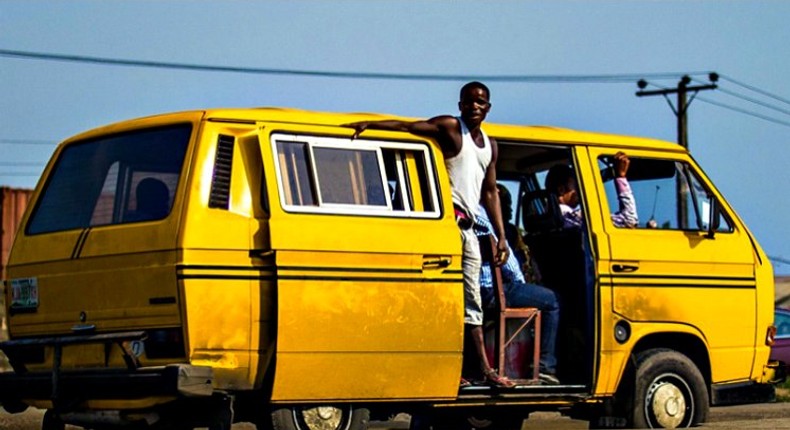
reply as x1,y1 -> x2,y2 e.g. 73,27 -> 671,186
458,81 -> 491,128
545,164 -> 579,207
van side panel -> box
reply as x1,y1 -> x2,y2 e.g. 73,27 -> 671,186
584,147 -> 758,388
179,122 -> 274,390
260,126 -> 464,401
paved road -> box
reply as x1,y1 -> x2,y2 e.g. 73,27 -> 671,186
3,403 -> 790,429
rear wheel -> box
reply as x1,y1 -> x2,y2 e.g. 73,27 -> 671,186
631,349 -> 708,428
42,410 -> 65,430
271,405 -> 369,430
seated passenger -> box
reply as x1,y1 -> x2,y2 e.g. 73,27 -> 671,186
476,207 -> 561,385
496,184 -> 540,283
128,178 -> 170,221
544,152 -> 638,229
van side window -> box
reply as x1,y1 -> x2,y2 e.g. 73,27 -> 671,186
598,156 -> 732,232
272,133 -> 440,218
313,147 -> 387,206
276,141 -> 316,206
26,125 -> 191,234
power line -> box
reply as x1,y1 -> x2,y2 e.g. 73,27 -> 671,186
719,74 -> 790,107
0,139 -> 56,145
0,48 -> 712,83
691,77 -> 790,118
696,95 -> 790,128
770,256 -> 790,266
717,87 -> 790,117
0,162 -> 45,166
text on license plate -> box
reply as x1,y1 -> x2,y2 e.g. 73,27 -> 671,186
10,277 -> 39,310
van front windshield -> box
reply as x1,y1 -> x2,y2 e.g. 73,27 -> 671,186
26,124 -> 191,235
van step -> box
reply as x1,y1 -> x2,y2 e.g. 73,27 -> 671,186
458,384 -> 588,398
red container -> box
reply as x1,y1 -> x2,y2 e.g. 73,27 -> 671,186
1,187 -> 33,281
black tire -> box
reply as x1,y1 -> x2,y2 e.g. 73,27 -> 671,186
424,410 -> 522,430
271,405 -> 370,430
42,410 -> 65,430
631,349 -> 708,428
207,394 -> 234,430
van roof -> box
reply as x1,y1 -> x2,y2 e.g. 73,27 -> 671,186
64,107 -> 686,153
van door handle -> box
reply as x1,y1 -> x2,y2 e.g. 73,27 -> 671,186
249,249 -> 275,259
423,256 -> 452,269
612,264 -> 639,273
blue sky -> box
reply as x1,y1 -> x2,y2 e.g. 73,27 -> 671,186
2,1 -> 789,273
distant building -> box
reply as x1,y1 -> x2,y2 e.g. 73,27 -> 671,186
1,187 -> 33,281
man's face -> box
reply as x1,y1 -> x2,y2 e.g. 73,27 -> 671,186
560,178 -> 580,208
458,87 -> 491,125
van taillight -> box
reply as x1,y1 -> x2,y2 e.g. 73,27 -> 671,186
144,328 -> 186,359
766,325 -> 777,346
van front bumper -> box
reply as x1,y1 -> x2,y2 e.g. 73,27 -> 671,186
0,331 -> 213,410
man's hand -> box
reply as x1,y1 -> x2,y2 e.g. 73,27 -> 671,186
495,240 -> 509,266
614,151 -> 630,178
341,121 -> 369,140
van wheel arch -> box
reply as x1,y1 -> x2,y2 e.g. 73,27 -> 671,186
588,333 -> 711,428
627,332 -> 711,389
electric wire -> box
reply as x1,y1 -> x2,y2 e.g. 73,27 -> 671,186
769,256 -> 790,266
0,139 -> 56,145
0,162 -> 45,166
690,77 -> 790,118
0,48 -> 712,83
695,95 -> 790,128
719,74 -> 790,107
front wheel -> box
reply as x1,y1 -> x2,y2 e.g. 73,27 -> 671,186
271,405 -> 369,430
631,349 -> 708,428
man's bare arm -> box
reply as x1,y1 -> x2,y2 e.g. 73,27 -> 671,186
342,116 -> 460,155
479,138 -> 509,265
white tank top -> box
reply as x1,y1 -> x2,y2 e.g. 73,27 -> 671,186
445,117 -> 492,221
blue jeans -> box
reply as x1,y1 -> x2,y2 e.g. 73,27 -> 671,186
486,282 -> 560,375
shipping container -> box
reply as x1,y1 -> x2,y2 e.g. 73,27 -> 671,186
1,187 -> 33,282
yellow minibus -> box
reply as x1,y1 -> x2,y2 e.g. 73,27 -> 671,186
0,107 -> 782,430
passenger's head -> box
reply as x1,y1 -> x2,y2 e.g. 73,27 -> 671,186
545,164 -> 579,207
458,81 -> 491,127
496,183 -> 513,222
136,178 -> 170,219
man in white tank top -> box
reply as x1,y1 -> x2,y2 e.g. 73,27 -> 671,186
343,82 -> 514,388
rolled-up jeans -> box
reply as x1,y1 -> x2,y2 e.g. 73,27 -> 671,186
485,281 -> 559,374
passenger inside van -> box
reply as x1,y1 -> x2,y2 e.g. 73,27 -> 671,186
127,177 -> 170,222
475,207 -> 561,385
497,184 -> 540,283
545,151 -> 638,229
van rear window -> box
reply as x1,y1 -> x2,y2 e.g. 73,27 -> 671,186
27,125 -> 191,235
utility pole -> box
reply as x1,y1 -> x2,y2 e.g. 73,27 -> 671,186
636,73 -> 718,149
636,73 -> 718,228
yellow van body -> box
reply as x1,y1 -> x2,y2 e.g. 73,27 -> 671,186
1,108 -> 780,429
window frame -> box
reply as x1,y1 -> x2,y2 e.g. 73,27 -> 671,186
271,133 -> 441,218
595,153 -> 734,233
26,124 -> 191,235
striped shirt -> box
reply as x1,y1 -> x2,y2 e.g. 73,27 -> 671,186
475,209 -> 525,305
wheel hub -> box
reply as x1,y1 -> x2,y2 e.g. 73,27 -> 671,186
649,381 -> 686,428
300,406 -> 346,430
